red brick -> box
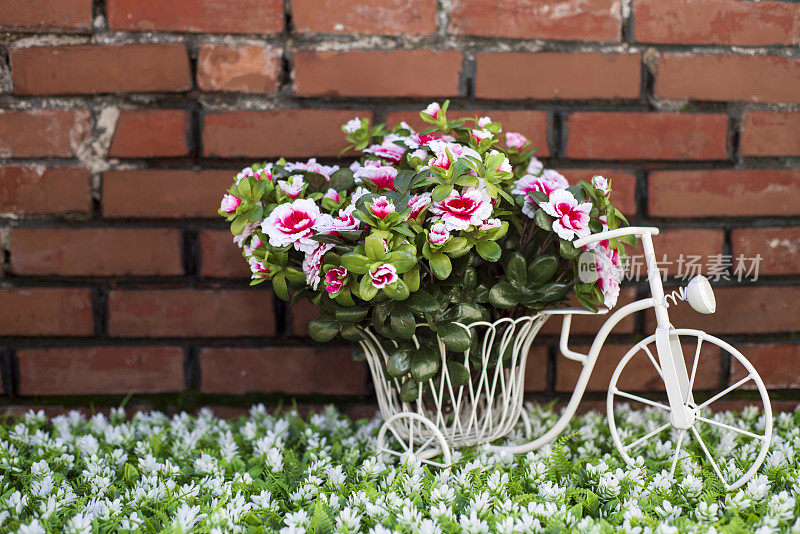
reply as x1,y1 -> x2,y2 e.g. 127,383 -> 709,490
385,109 -> 550,157
475,52 -> 640,100
730,343 -> 800,389
558,168 -> 637,215
524,346 -> 550,392
108,289 -> 275,337
203,109 -> 371,158
292,0 -> 437,35
557,341 -> 722,392
647,286 -> 800,334
292,49 -> 461,97
291,299 -> 320,336
741,111 -> 800,157
103,169 -> 235,218
200,346 -> 368,394
655,53 -> 800,104
650,229 -> 725,276
540,287 -> 638,335
199,229 -> 249,278
0,0 -> 93,32
17,346 -> 185,395
649,169 -> 800,217
450,0 -> 621,41
633,0 -> 800,46
731,227 -> 800,275
107,0 -> 284,33
197,44 -> 281,93
9,228 -> 183,276
0,166 -> 90,215
109,109 -> 190,158
0,288 -> 93,336
0,109 -> 90,157
564,112 -> 728,160
11,44 -> 191,95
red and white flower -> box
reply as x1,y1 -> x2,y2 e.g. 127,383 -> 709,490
284,158 -> 339,180
220,194 -> 241,215
278,175 -> 305,199
303,243 -> 333,290
354,164 -> 397,190
428,222 -> 450,245
422,102 -> 441,119
402,131 -> 450,150
505,132 -> 528,150
325,266 -> 348,295
233,221 -> 259,248
427,140 -> 480,171
343,117 -> 361,134
512,170 -> 569,218
594,245 -> 623,308
527,157 -> 544,175
479,218 -> 501,231
370,263 -> 398,289
592,175 -> 610,196
323,188 -> 340,202
488,150 -> 513,173
471,129 -> 493,143
262,198 -> 324,253
370,196 -> 396,219
244,234 -> 264,256
407,193 -> 432,220
430,187 -> 493,231
364,134 -> 406,163
541,189 -> 593,242
477,116 -> 493,129
248,256 -> 270,280
319,207 -> 361,236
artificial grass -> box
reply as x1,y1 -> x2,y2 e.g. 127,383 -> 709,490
1,403 -> 797,533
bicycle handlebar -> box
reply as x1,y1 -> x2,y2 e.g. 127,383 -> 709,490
572,226 -> 660,249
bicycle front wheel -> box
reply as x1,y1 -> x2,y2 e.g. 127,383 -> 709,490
607,329 -> 772,491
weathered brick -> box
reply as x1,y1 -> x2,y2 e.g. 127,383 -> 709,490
292,0 -> 437,35
647,286 -> 800,334
197,44 -> 281,93
0,166 -> 90,215
199,346 -> 369,394
109,109 -> 191,158
731,227 -> 800,275
103,169 -> 235,218
292,49 -> 462,97
564,112 -> 728,160
741,111 -> 800,157
475,52 -> 640,100
557,169 -> 637,215
655,53 -> 800,103
9,228 -> 184,276
107,0 -> 284,34
730,343 -> 800,389
108,289 -> 275,337
650,229 -> 725,276
199,229 -> 249,278
203,109 -> 371,158
17,346 -> 185,395
649,170 -> 800,217
450,0 -> 621,41
634,0 -> 800,45
11,44 -> 192,95
384,109 -> 550,157
0,109 -> 90,157
0,288 -> 94,336
0,0 -> 93,32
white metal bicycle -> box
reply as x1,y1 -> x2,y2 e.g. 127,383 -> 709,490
367,226 -> 772,491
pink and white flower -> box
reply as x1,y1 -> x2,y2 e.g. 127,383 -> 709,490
479,218 -> 501,231
364,134 -> 406,163
370,263 -> 398,288
244,234 -> 264,256
323,188 -> 340,202
255,166 -> 273,181
527,157 -> 544,175
325,266 -> 348,295
354,164 -> 397,190
262,198 -> 324,254
541,189 -> 593,242
488,150 -> 513,173
343,117 -> 362,134
350,186 -> 370,205
278,175 -> 305,199
407,192 -> 432,220
512,170 -> 569,218
430,187 -> 493,231
370,196 -> 396,219
422,102 -> 441,119
592,175 -> 610,196
303,243 -> 333,290
594,245 -> 623,308
471,129 -> 493,143
427,140 -> 481,171
233,221 -> 259,248
284,158 -> 340,180
428,222 -> 450,245
402,131 -> 449,149
477,116 -> 493,129
220,194 -> 241,215
248,256 -> 270,280
319,207 -> 361,236
505,132 -> 528,150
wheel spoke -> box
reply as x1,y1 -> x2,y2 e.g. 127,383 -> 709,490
670,430 -> 686,477
695,415 -> 764,440
408,419 -> 415,451
686,335 -> 703,403
388,426 -> 408,451
379,447 -> 404,459
416,433 -> 437,454
420,457 -> 448,468
614,389 -> 670,411
642,344 -> 663,379
697,376 -> 752,410
691,426 -> 728,488
624,423 -> 671,451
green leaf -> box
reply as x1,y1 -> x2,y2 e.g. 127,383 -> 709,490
432,183 -> 453,202
506,253 -> 527,289
388,251 -> 416,274
446,361 -> 470,388
329,168 -> 355,192
534,282 -> 569,302
340,253 -> 370,274
406,290 -> 439,314
231,214 -> 247,235
390,306 -> 416,339
358,274 -> 379,301
440,303 -> 483,324
527,190 -> 548,204
308,316 -> 339,342
404,266 -> 420,292
534,209 -> 552,231
442,236 -> 468,254
340,323 -> 362,341
386,345 -> 413,377
488,281 -> 522,308
528,254 -> 559,286
429,252 -> 452,280
383,279 -> 410,300
399,378 -> 419,403
438,322 -> 471,352
334,306 -> 368,323
559,239 -> 580,259
364,235 -> 387,261
475,240 -> 501,262
272,272 -> 288,301
411,347 -> 440,383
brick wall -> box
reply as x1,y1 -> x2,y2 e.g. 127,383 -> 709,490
1,0 -> 799,414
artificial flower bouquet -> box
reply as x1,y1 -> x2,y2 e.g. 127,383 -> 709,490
219,102 -> 628,398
